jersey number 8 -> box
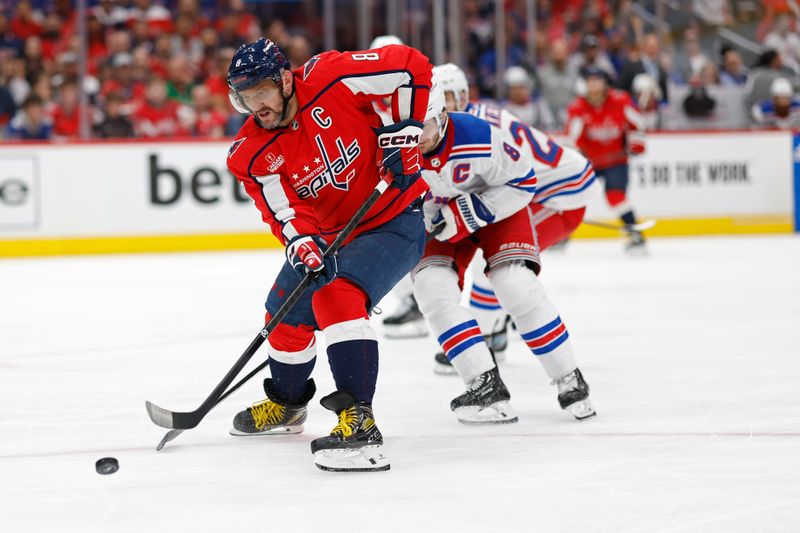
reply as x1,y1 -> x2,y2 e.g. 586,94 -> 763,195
351,52 -> 380,61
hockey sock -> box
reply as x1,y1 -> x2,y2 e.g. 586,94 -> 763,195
414,265 -> 495,384
266,330 -> 317,404
468,254 -> 507,336
620,210 -> 636,226
606,189 -> 636,225
324,318 -> 379,404
268,357 -> 316,404
489,262 -> 577,379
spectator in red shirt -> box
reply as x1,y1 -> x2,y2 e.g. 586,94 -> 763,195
101,52 -> 146,114
52,81 -> 81,138
187,84 -> 226,138
10,0 -> 43,41
132,77 -> 182,138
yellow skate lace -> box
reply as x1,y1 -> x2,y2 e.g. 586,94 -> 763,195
249,400 -> 285,430
331,406 -> 358,438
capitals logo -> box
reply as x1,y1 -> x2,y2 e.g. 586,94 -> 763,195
228,137 -> 246,158
297,134 -> 361,198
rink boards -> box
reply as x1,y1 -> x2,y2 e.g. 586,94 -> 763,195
0,130 -> 797,257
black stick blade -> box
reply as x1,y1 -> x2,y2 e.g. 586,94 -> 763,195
145,400 -> 175,429
156,429 -> 184,451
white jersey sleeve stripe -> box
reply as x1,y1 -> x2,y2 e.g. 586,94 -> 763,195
252,174 -> 297,231
340,72 -> 411,97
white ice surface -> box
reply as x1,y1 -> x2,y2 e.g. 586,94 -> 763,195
1,236 -> 799,532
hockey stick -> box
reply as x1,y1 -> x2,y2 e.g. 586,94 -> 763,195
582,218 -> 656,233
147,173 -> 395,445
152,205 -> 443,451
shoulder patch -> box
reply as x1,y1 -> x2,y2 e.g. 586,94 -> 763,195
303,55 -> 321,81
450,112 -> 492,146
228,137 -> 246,158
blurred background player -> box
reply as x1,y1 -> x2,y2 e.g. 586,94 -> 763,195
500,65 -> 555,130
412,79 -> 596,424
751,77 -> 800,129
225,38 -> 432,471
566,67 -> 648,252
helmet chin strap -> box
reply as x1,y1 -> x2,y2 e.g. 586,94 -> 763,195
278,73 -> 296,124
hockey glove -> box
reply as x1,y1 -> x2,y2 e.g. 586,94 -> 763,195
626,131 -> 645,156
375,119 -> 424,191
286,235 -> 338,285
431,194 -> 495,243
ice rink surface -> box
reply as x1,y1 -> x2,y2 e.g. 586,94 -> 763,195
1,235 -> 799,532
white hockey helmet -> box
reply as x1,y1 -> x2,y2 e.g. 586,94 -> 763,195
771,77 -> 793,98
433,63 -> 469,111
369,35 -> 403,49
423,73 -> 448,148
503,66 -> 533,90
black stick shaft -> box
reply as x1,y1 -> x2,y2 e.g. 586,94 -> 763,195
150,177 -> 392,433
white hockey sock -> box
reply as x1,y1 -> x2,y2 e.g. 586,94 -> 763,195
468,254 -> 507,335
413,265 -> 496,384
489,262 -> 577,379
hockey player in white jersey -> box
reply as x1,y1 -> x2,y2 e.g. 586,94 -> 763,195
433,63 -> 600,378
412,77 -> 596,423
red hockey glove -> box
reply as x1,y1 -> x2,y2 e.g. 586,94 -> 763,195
430,194 -> 496,243
286,235 -> 338,284
626,131 -> 645,156
375,119 -> 423,191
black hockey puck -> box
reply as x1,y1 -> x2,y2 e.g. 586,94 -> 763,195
95,457 -> 119,475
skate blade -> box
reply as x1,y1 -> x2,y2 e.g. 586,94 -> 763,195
566,399 -> 596,420
383,320 -> 429,339
433,363 -> 458,376
229,424 -> 305,436
313,444 -> 390,472
455,401 -> 518,425
625,245 -> 648,257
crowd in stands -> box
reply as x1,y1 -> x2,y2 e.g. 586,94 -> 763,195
2,0 -> 800,141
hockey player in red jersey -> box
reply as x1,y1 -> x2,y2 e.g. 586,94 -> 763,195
566,67 -> 648,251
225,38 -> 432,471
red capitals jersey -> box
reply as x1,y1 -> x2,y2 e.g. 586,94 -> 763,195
227,45 -> 432,246
565,89 -> 645,170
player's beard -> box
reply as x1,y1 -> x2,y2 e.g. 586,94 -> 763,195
254,105 -> 284,129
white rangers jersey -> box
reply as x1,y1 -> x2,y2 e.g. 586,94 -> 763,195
465,101 -> 598,211
421,111 -> 539,227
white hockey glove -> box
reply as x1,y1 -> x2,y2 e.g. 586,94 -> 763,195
430,194 -> 495,243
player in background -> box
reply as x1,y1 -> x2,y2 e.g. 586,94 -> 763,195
412,80 -> 596,424
225,38 -> 432,471
751,77 -> 800,129
566,67 -> 648,251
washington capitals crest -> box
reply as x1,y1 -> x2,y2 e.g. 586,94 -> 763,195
303,55 -> 321,80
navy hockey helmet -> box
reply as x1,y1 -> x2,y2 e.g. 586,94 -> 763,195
227,38 -> 291,114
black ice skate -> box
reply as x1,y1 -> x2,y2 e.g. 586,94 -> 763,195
230,378 -> 315,436
310,391 -> 390,472
624,228 -> 647,255
383,294 -> 428,338
434,320 -> 508,375
451,367 -> 518,424
553,368 -> 596,420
